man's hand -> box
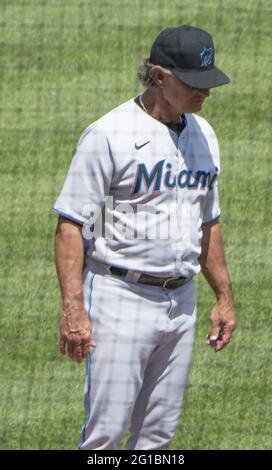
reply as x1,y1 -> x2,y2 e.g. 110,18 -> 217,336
206,298 -> 236,352
199,221 -> 237,353
59,306 -> 96,362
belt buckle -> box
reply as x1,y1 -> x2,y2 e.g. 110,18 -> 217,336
162,276 -> 185,290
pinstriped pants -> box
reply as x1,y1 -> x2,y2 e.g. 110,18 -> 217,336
78,270 -> 196,450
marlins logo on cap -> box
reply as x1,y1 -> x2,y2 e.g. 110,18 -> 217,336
200,47 -> 214,68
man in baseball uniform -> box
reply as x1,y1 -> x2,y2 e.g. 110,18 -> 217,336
53,25 -> 236,450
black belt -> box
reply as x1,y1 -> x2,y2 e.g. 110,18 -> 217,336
109,266 -> 188,290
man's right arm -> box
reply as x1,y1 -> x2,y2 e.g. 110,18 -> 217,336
55,216 -> 95,362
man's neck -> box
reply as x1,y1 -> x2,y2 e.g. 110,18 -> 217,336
141,88 -> 182,124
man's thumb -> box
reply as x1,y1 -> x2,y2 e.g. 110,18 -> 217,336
209,327 -> 220,341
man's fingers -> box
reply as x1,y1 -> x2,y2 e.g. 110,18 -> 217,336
66,339 -> 94,361
206,328 -> 220,345
207,301 -> 236,351
82,338 -> 97,357
208,316 -> 221,343
215,330 -> 232,351
208,329 -> 233,352
59,328 -> 96,361
74,344 -> 84,363
210,326 -> 220,340
59,338 -> 66,355
215,338 -> 229,352
67,341 -> 75,359
82,342 -> 91,358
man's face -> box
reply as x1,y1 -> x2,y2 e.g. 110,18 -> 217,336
162,73 -> 210,113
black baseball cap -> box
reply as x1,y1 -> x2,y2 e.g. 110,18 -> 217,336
150,25 -> 230,89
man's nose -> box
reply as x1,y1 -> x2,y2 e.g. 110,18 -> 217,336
199,88 -> 210,97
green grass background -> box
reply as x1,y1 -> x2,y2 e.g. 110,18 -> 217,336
0,0 -> 271,450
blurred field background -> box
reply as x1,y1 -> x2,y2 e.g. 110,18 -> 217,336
0,0 -> 271,450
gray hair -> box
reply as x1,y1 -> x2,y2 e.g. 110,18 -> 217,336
137,58 -> 174,87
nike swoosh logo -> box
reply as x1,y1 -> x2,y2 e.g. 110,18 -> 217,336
135,141 -> 150,150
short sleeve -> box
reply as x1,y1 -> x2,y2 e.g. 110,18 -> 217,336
202,179 -> 221,224
52,125 -> 114,224
200,118 -> 221,224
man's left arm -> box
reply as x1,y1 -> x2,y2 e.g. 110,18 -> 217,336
199,220 -> 237,352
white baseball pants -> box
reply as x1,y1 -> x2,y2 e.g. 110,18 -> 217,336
78,270 -> 197,450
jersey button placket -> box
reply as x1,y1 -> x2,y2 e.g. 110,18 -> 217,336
175,148 -> 183,270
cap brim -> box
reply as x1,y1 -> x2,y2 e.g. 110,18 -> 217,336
172,66 -> 230,89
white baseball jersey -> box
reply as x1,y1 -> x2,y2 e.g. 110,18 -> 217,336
53,98 -> 220,279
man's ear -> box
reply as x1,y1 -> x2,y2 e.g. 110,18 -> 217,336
151,66 -> 167,88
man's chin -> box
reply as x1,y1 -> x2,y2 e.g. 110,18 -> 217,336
192,101 -> 204,112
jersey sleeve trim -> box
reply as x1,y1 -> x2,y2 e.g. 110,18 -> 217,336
51,207 -> 84,225
202,212 -> 221,225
